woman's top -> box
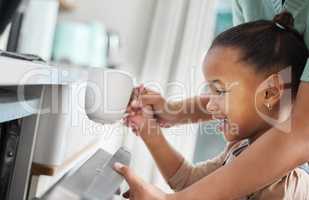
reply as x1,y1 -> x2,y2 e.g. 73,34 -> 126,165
232,0 -> 309,82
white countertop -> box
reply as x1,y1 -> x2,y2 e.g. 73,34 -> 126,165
0,92 -> 40,123
0,56 -> 91,123
0,56 -> 88,86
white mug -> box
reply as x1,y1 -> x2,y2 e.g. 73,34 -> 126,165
85,69 -> 135,124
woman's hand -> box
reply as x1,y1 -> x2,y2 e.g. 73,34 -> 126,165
114,162 -> 172,200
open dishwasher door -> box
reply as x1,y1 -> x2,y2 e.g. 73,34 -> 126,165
41,147 -> 131,200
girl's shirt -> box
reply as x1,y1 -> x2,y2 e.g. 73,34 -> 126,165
232,0 -> 309,81
168,140 -> 309,199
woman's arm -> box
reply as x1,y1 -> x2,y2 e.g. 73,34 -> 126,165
170,82 -> 309,200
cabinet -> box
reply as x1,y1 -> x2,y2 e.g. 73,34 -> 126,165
0,56 -> 93,200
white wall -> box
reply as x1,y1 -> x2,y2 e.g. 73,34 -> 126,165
59,0 -> 156,77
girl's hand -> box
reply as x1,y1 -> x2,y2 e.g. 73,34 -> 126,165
124,103 -> 157,136
127,85 -> 178,128
114,162 -> 171,200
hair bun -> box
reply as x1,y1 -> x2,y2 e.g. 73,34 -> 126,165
273,11 -> 294,29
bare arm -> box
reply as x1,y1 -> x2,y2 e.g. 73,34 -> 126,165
169,82 -> 309,200
140,117 -> 229,192
141,125 -> 227,192
136,88 -> 212,126
139,120 -> 185,182
170,96 -> 212,125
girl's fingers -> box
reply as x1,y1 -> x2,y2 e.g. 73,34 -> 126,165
131,100 -> 140,108
113,163 -> 142,188
131,86 -> 162,112
158,120 -> 172,128
132,128 -> 139,136
126,120 -> 139,134
123,190 -> 130,199
140,93 -> 161,108
131,123 -> 138,131
129,87 -> 142,109
131,85 -> 144,109
126,105 -> 133,113
121,117 -> 127,124
123,117 -> 137,129
129,111 -> 136,116
159,122 -> 165,127
142,107 -> 155,119
138,84 -> 145,94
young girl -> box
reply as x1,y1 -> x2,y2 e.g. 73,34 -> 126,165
121,12 -> 309,199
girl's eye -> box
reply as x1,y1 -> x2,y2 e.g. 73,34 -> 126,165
207,84 -> 229,96
215,89 -> 228,96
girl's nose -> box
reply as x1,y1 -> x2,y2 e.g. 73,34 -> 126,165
206,98 -> 220,114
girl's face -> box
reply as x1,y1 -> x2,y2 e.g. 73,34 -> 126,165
203,47 -> 272,142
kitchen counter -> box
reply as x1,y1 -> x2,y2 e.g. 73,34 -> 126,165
0,56 -> 88,86
0,55 -> 90,200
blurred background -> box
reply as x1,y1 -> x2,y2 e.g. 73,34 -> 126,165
0,0 -> 234,198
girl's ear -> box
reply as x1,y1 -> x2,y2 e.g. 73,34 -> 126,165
263,73 -> 284,110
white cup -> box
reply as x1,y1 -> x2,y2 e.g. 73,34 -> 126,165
85,69 -> 135,124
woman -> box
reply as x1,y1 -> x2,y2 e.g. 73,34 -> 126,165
114,1 -> 309,199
